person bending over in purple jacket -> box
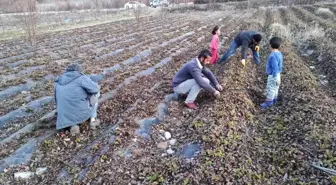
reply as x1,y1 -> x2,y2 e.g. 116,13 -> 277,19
172,49 -> 223,109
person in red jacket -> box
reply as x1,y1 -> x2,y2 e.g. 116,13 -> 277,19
210,26 -> 220,64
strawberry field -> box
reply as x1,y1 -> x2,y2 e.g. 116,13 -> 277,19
0,2 -> 336,184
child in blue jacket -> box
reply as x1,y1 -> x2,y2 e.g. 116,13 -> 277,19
261,37 -> 283,108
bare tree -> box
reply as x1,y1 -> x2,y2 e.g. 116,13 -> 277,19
133,6 -> 142,24
13,0 -> 38,47
93,0 -> 101,20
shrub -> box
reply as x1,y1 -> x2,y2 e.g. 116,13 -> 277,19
268,23 -> 293,40
315,7 -> 334,18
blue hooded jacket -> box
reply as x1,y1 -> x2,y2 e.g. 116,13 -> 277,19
54,71 -> 99,129
266,51 -> 283,77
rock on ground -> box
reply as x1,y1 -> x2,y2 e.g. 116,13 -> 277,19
14,171 -> 34,179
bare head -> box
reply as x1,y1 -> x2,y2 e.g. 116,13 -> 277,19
198,49 -> 212,65
252,33 -> 262,45
212,25 -> 220,35
270,37 -> 282,50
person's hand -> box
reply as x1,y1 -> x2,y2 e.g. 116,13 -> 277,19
241,59 -> 246,67
255,45 -> 260,52
216,84 -> 223,91
214,91 -> 220,98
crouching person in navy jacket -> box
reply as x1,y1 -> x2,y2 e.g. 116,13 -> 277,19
172,49 -> 223,109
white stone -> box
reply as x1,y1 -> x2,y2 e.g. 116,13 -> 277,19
159,130 -> 165,134
283,173 -> 288,182
64,138 -> 70,141
164,132 -> 171,140
157,142 -> 168,149
169,139 -> 177,145
14,172 -> 34,179
36,167 -> 48,175
167,149 -> 175,154
161,153 -> 168,157
309,66 -> 315,69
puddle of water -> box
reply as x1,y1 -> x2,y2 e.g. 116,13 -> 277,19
180,142 -> 202,158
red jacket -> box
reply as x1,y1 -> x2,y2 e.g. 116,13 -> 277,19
210,34 -> 219,64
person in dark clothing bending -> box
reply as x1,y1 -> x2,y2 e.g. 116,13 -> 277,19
218,31 -> 262,67
172,49 -> 223,109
